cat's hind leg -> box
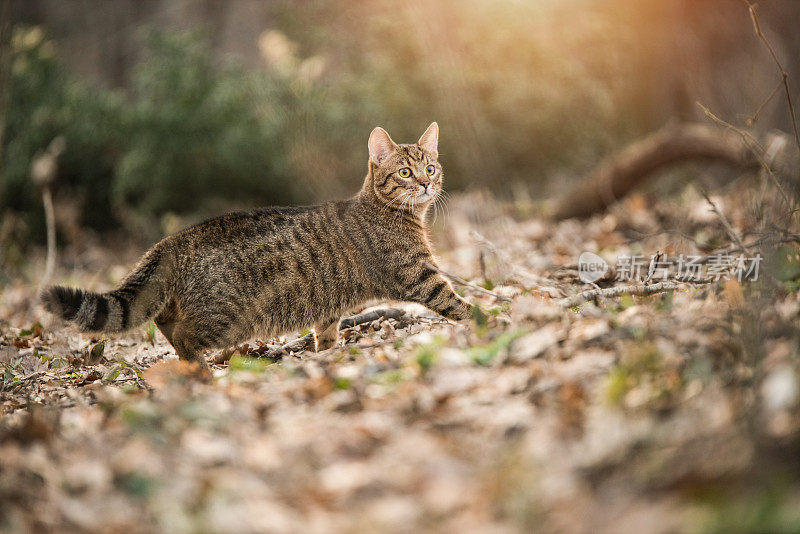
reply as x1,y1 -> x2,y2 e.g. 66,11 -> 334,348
171,323 -> 210,370
154,298 -> 179,345
314,317 -> 340,351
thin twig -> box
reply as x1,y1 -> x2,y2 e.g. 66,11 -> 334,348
744,0 -> 800,155
697,102 -> 791,206
422,260 -> 511,302
560,282 -> 683,309
697,233 -> 800,264
697,102 -> 766,154
469,230 -> 564,297
747,77 -> 782,126
700,191 -> 747,252
644,251 -> 663,283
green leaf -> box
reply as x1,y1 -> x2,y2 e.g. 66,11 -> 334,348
471,305 -> 488,328
102,364 -> 120,382
468,330 -> 526,366
228,354 -> 271,373
145,321 -> 157,345
333,377 -> 352,390
89,342 -> 105,363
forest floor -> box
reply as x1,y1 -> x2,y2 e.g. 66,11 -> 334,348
2,184 -> 800,533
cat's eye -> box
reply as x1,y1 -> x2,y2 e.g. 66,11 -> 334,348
425,165 -> 435,176
398,168 -> 411,178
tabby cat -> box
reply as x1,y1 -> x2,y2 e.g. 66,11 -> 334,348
42,123 -> 473,368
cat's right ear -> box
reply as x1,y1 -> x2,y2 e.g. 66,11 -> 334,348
368,127 -> 398,165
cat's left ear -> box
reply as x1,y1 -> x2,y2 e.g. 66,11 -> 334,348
417,122 -> 439,159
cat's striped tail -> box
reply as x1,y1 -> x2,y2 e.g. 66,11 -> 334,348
41,248 -> 172,333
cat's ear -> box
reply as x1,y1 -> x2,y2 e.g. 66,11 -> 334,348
368,127 -> 398,165
417,122 -> 439,159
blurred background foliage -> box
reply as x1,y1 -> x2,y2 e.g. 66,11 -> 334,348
1,0 -> 799,244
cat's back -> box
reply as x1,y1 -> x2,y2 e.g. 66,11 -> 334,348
163,200 -> 369,269
170,205 -> 315,247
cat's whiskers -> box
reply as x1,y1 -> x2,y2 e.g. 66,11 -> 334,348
391,192 -> 412,226
385,191 -> 408,208
435,190 -> 450,225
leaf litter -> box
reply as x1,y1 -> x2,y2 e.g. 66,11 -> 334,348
2,187 -> 800,533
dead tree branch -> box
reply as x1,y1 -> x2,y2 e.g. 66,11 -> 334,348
213,333 -> 316,365
560,282 -> 683,308
213,309 -> 409,364
339,308 -> 407,329
551,123 -> 759,220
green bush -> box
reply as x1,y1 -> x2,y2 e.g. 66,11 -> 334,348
2,26 -> 123,235
2,28 -> 326,240
113,30 -> 297,220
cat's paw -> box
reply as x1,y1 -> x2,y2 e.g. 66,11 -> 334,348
447,301 -> 477,321
315,335 -> 338,352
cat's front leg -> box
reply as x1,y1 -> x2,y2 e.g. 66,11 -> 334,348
314,317 -> 340,351
401,266 -> 473,320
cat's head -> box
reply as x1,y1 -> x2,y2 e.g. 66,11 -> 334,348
366,122 -> 442,212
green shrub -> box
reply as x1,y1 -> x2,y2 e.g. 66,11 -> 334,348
113,30 -> 297,221
2,28 -> 325,241
2,26 -> 123,235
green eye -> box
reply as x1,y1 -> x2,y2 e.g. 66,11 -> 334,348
426,165 -> 435,176
398,168 -> 411,178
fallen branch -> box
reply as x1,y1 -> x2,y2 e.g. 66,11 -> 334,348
213,309 -> 409,364
339,308 -> 407,329
422,260 -> 511,302
560,282 -> 682,308
551,123 -> 759,220
213,333 -> 315,365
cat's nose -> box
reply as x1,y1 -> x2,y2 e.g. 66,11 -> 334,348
420,181 -> 430,190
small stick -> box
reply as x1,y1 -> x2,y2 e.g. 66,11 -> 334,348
560,281 -> 682,308
744,0 -> 800,155
747,78 -> 782,127
422,260 -> 511,302
700,234 -> 800,261
213,333 -> 316,365
339,308 -> 406,329
32,137 -> 65,300
700,191 -> 747,252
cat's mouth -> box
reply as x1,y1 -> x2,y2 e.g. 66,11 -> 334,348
415,188 -> 437,201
